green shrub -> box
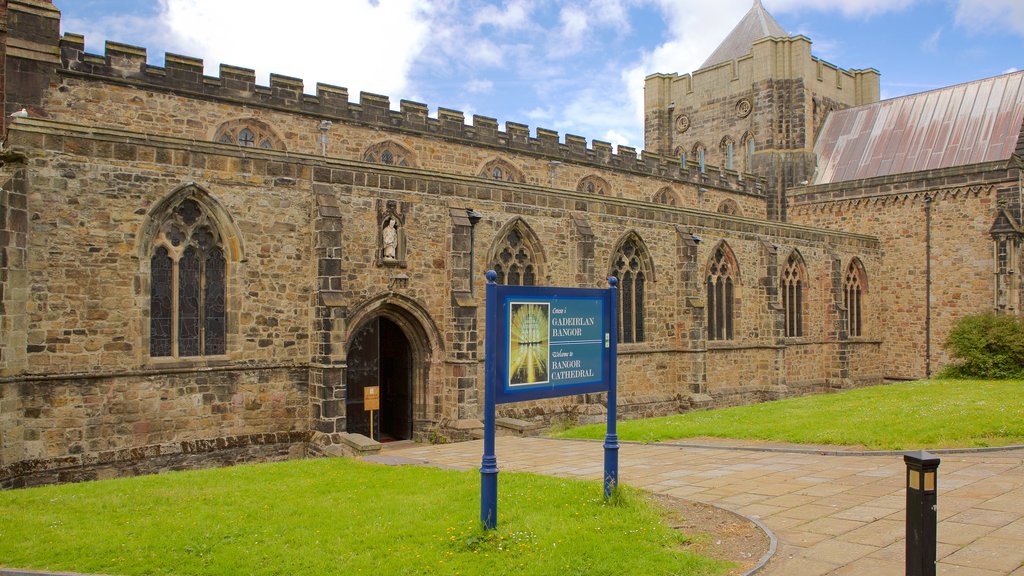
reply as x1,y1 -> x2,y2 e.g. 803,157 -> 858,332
943,313 -> 1024,378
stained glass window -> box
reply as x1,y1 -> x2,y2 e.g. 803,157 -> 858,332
611,237 -> 649,343
844,259 -> 866,337
149,196 -> 228,357
490,224 -> 540,286
707,244 -> 737,340
781,253 -> 806,338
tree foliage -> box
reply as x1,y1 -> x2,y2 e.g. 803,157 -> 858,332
943,313 -> 1024,378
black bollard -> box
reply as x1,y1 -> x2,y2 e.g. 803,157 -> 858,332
905,451 -> 940,576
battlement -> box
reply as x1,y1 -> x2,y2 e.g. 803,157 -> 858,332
57,34 -> 764,197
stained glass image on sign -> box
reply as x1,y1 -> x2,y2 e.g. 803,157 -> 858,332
508,303 -> 550,386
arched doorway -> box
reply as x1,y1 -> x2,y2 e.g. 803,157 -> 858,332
345,317 -> 413,441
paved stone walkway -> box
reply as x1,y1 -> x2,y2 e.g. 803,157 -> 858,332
385,437 -> 1024,575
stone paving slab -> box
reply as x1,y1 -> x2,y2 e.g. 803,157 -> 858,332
385,437 -> 1024,575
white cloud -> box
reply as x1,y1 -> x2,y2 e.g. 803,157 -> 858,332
954,0 -> 1024,36
767,0 -> 916,19
560,6 -> 589,44
474,0 -> 535,30
158,0 -> 434,96
921,27 -> 942,53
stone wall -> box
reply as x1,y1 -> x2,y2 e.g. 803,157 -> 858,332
789,162 -> 1021,378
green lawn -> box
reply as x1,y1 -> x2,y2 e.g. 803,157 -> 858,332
0,458 -> 729,576
556,379 -> 1024,450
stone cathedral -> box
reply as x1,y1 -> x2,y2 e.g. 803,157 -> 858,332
2,0 -> 1022,486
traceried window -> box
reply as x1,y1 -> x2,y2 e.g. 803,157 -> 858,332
611,236 -> 650,344
717,199 -> 740,216
480,159 -> 525,183
364,141 -> 415,167
489,224 -> 541,286
844,258 -> 867,337
653,187 -> 679,206
781,252 -> 807,338
707,244 -> 738,340
214,119 -> 283,150
150,198 -> 226,357
577,176 -> 610,196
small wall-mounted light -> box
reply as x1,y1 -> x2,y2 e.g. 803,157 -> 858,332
691,234 -> 703,244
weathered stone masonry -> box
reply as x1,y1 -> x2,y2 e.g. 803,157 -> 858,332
0,0 -> 885,486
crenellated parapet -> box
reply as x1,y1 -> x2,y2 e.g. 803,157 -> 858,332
57,34 -> 764,197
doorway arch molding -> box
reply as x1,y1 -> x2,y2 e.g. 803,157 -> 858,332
343,292 -> 446,437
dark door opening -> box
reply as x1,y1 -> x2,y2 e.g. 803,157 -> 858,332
346,317 -> 413,441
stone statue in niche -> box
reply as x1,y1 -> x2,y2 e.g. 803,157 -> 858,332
382,217 -> 399,261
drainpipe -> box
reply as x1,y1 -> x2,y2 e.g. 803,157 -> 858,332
466,209 -> 483,296
318,120 -> 332,156
924,195 -> 933,378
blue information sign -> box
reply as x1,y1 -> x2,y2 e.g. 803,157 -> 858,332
494,287 -> 612,404
480,271 -> 619,530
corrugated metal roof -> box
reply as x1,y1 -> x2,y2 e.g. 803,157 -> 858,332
701,0 -> 788,70
813,71 -> 1024,185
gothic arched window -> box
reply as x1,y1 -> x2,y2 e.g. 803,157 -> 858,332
213,118 -> 284,150
611,235 -> 651,344
720,136 -> 735,170
364,140 -> 415,167
740,132 -> 755,173
844,258 -> 867,337
149,198 -> 227,357
717,199 -> 740,216
653,187 -> 679,206
781,251 -> 807,338
692,142 -> 707,173
489,221 -> 543,286
707,243 -> 738,341
480,159 -> 525,183
577,176 -> 610,196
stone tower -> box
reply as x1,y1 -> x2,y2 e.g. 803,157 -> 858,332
644,0 -> 880,220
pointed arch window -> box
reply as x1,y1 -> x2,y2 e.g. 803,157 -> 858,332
149,198 -> 227,357
577,176 -> 610,196
717,199 -> 740,216
781,252 -> 806,338
611,237 -> 650,344
213,118 -> 283,150
480,159 -> 525,183
720,137 -> 735,170
693,142 -> 706,173
489,224 -> 541,286
707,244 -> 737,340
844,259 -> 867,337
740,132 -> 755,173
364,140 -> 415,167
653,187 -> 679,206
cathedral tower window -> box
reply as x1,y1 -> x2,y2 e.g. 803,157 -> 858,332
693,143 -> 706,173
149,198 -> 227,357
488,219 -> 544,286
781,251 -> 807,337
364,140 -> 416,167
844,258 -> 867,337
577,176 -> 610,196
611,235 -> 652,344
720,137 -> 735,170
707,243 -> 739,341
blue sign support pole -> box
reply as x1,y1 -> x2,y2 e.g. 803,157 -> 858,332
604,276 -> 619,499
480,270 -> 499,529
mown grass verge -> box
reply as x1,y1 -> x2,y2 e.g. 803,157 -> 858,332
556,379 -> 1024,450
0,458 -> 730,576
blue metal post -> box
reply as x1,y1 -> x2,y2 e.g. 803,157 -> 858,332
604,276 -> 619,499
480,270 -> 499,529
